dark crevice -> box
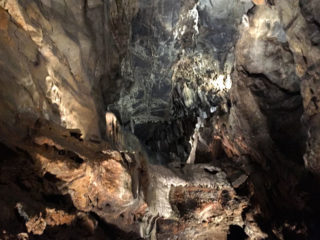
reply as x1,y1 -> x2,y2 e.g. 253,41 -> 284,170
227,225 -> 248,240
242,69 -> 300,96
90,212 -> 143,240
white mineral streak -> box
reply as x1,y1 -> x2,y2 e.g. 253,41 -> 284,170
186,117 -> 204,164
188,2 -> 199,35
174,1 -> 199,40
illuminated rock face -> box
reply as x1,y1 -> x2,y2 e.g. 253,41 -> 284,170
0,116 -> 257,239
1,0 -> 320,239
252,0 -> 266,5
0,0 -> 106,139
0,0 -> 253,160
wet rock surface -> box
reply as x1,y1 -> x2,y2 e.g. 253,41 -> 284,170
1,0 -> 320,239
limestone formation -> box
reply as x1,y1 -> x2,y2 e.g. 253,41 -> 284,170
1,0 -> 320,239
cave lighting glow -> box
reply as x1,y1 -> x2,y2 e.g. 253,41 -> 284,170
210,74 -> 232,91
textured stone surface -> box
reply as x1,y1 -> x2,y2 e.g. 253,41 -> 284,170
0,0 -> 112,139
107,0 -> 253,161
0,115 -> 256,239
1,0 -> 320,239
211,0 -> 320,238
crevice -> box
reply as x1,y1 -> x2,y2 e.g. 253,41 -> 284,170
227,225 -> 248,240
241,68 -> 300,96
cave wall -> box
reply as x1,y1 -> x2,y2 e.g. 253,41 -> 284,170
213,0 -> 320,236
0,0 -> 254,159
107,0 -> 254,161
1,0 -> 320,239
1,0 -> 319,169
0,0 -> 113,139
218,0 -> 320,190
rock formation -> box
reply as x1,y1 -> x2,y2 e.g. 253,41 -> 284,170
1,0 -> 320,239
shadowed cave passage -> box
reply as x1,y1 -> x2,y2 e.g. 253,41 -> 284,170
227,225 -> 248,240
1,0 -> 320,239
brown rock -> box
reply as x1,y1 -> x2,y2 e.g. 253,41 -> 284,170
45,208 -> 76,227
0,8 -> 8,31
252,0 -> 266,5
25,213 -> 46,235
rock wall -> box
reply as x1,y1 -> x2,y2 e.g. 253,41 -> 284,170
0,0 -> 114,139
1,0 -> 320,239
213,0 -> 320,238
108,0 -> 253,161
